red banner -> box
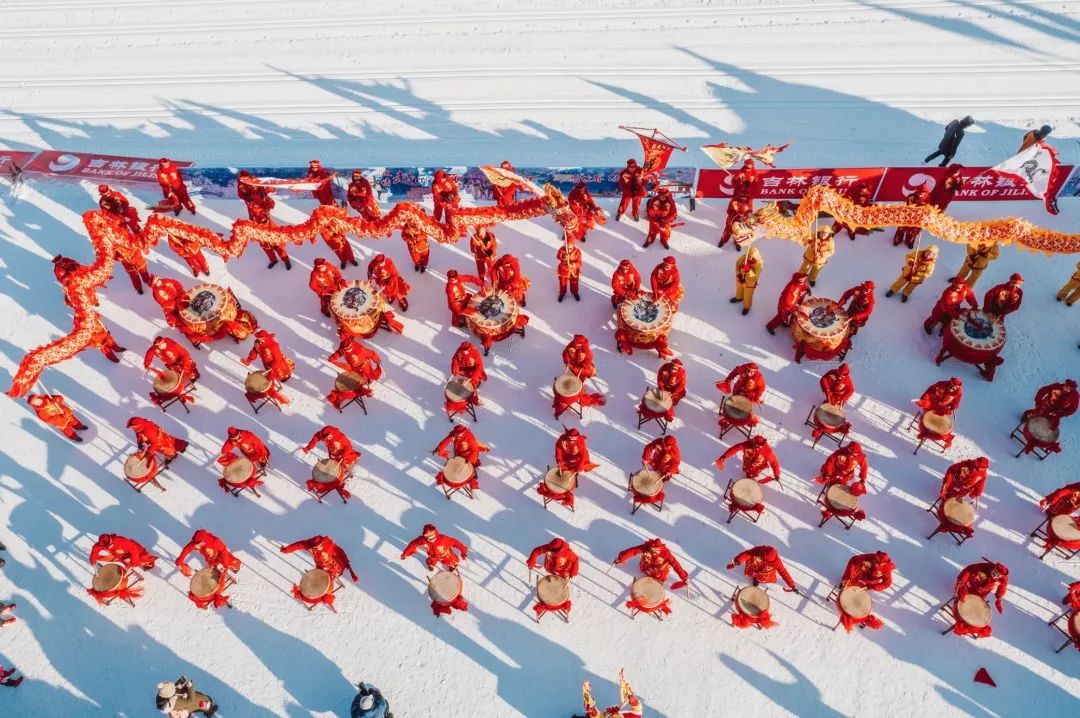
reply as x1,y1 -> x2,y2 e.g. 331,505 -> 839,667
0,150 -> 36,175
22,151 -> 192,184
875,165 -> 1074,202
697,167 -> 885,199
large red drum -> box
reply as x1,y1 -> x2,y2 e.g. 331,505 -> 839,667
179,284 -> 237,336
331,280 -> 385,337
792,298 -> 850,358
617,292 -> 675,345
466,289 -> 519,342
943,310 -> 1006,365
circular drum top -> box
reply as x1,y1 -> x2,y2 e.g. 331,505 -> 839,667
724,394 -> 753,420
223,458 -> 254,485
630,575 -> 666,609
189,567 -> 222,598
152,369 -> 181,394
124,453 -> 153,480
185,284 -> 223,318
631,469 -> 663,497
428,570 -> 463,605
731,478 -> 764,508
299,568 -> 331,599
536,575 -> 571,606
92,563 -> 125,593
335,371 -> 366,393
951,310 -> 1006,351
468,289 -> 518,330
644,387 -> 673,413
619,292 -> 673,331
826,483 -> 858,512
443,456 -> 474,485
943,497 -> 976,528
735,585 -> 771,616
554,374 -> 583,398
956,594 -> 992,628
312,458 -> 341,485
245,370 -> 270,393
335,281 -> 375,315
839,586 -> 872,619
444,376 -> 475,402
1051,514 -> 1080,542
922,411 -> 954,436
1027,416 -> 1060,444
797,298 -> 849,337
544,468 -> 576,493
815,403 -> 846,428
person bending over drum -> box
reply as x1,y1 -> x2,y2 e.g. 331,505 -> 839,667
814,443 -> 869,496
727,545 -> 798,593
615,538 -> 689,590
611,259 -> 642,307
820,364 -> 855,407
916,378 -> 963,416
956,561 -> 1009,614
281,535 -> 358,583
401,524 -> 468,571
1024,379 -> 1079,430
939,457 -> 988,501
450,341 -> 487,388
716,362 -> 765,403
841,552 -> 895,592
434,425 -> 489,468
563,334 -> 597,380
715,436 -> 781,485
1041,481 -> 1080,517
89,533 -> 157,571
642,435 -> 681,480
176,530 -> 241,579
527,538 -> 579,580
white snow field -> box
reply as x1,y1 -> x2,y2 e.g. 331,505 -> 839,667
1,1 -> 1079,716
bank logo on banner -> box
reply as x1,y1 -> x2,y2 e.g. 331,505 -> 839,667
47,154 -> 82,173
696,168 -> 885,199
899,171 -> 938,196
22,150 -> 192,185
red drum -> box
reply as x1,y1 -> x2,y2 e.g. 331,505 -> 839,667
335,371 -> 368,394
792,298 -> 850,360
627,575 -> 669,616
1018,416 -> 1062,456
732,585 -> 774,629
92,563 -> 126,594
839,586 -> 872,619
124,453 -> 157,484
179,284 -> 237,336
331,280 -> 385,337
943,497 -> 976,530
944,310 -> 1006,365
537,467 -> 577,510
428,569 -> 467,616
920,411 -> 954,442
220,457 -> 259,496
722,395 -> 754,421
444,376 -> 476,405
188,567 -> 231,609
554,374 -> 584,402
952,594 -> 992,637
438,456 -> 476,497
244,370 -> 272,399
617,292 -> 675,346
730,478 -> 764,510
294,567 -> 334,609
1049,515 -> 1080,550
629,468 -> 664,511
152,369 -> 183,398
641,387 -> 673,419
466,289 -> 523,350
537,575 -> 571,607
88,562 -> 142,606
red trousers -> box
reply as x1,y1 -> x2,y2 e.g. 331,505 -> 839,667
618,193 -> 643,219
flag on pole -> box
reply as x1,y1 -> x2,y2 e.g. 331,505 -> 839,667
701,142 -> 791,168
990,140 -> 1063,214
620,126 -> 687,177
478,164 -> 544,198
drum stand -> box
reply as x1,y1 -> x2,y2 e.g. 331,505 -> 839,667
103,570 -> 144,608
1049,610 -> 1080,653
1032,528 -> 1080,562
446,401 -> 478,423
636,402 -> 669,434
335,393 -> 367,415
926,521 -> 973,546
309,472 -> 353,504
155,379 -> 198,415
1009,421 -> 1056,460
441,480 -> 475,502
815,485 -> 857,530
629,604 -> 666,622
247,389 -> 284,415
907,411 -> 950,456
804,404 -> 848,449
125,475 -> 166,494
627,472 -> 664,516
934,598 -> 964,636
723,478 -> 763,525
226,468 -> 265,500
718,396 -> 754,441
539,467 -> 576,513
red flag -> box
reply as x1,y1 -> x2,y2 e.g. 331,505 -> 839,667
620,126 -> 687,176
973,668 -> 996,687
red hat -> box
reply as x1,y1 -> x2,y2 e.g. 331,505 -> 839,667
645,538 -> 663,550
663,434 -> 677,447
549,538 -> 566,551
98,184 -> 109,194
874,551 -> 892,565
670,358 -> 682,366
434,169 -> 446,180
255,329 -> 271,339
657,186 -> 670,194
663,256 -> 676,265
848,441 -> 863,453
373,253 -> 385,263
915,182 -> 930,192
746,362 -> 758,372
422,524 -> 437,535
863,280 -> 875,291
309,159 -> 321,166
950,377 -> 962,387
125,417 -> 139,428
159,158 -> 171,165
458,340 -> 472,350
839,363 -> 850,375
447,269 -> 458,279
1066,379 -> 1077,388
227,426 -> 239,437
750,435 -> 767,446
992,562 -> 1008,577
975,457 -> 988,468
627,158 -> 638,167
154,337 -> 168,348
314,257 -> 326,266
28,395 -> 43,406
1009,273 -> 1023,283
763,546 -> 778,561
743,159 -> 756,169
566,428 -> 580,438
500,160 -> 512,169
451,425 -> 465,434
99,534 -> 114,546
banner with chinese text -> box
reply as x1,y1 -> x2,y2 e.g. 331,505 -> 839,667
22,151 -> 192,184
696,167 -> 885,200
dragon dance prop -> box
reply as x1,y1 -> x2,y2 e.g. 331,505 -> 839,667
6,187 -> 562,397
734,185 -> 1080,255
701,141 -> 790,168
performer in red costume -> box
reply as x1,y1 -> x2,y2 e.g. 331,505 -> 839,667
176,530 -> 242,577
814,442 -> 869,495
113,239 -> 152,295
616,159 -> 645,221
830,181 -> 874,240
650,256 -> 682,306
89,533 -> 157,571
309,258 -> 346,317
400,524 -> 468,570
492,160 -> 520,208
568,181 -> 603,242
916,377 -> 963,416
368,254 -> 410,312
305,160 -> 336,206
765,272 -> 810,335
892,182 -> 931,247
956,561 -> 1009,613
445,269 -> 483,327
931,164 -> 965,212
924,276 -> 978,335
237,171 -> 289,269
165,224 -> 210,277
401,219 -> 430,273
127,417 -> 188,465
435,424 -> 490,467
657,358 -> 686,406
346,170 -> 381,221
556,242 -> 582,302
644,186 -> 677,249
450,340 -> 488,387
27,394 -> 87,442
98,184 -> 142,235
642,434 -> 681,480
150,275 -> 186,324
319,222 -> 358,269
241,329 -> 294,383
610,259 -> 642,307
218,426 -> 270,470
1023,379 -> 1079,430
715,435 -> 781,484
720,160 -> 757,248
431,169 -> 460,223
563,334 -> 597,379
555,428 -> 600,474
820,364 -> 855,406
982,273 -> 1024,318
1064,581 -> 1080,612
493,253 -> 530,306
90,315 -> 125,363
1041,481 -> 1080,517
727,545 -> 797,591
527,538 -> 579,579
329,337 -> 383,382
281,535 -> 358,582
303,426 -> 361,472
939,457 -> 988,501
837,281 -> 876,337
145,336 -> 198,380
842,552 -> 895,591
156,158 -> 196,214
470,226 -> 498,282
716,362 -> 766,403
614,538 -> 688,589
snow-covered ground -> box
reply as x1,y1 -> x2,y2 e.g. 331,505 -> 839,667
1,2 -> 1079,717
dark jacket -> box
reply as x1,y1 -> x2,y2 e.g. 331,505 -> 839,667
351,683 -> 389,718
938,119 -> 967,154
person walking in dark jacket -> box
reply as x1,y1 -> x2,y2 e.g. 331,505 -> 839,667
924,116 -> 974,166
352,682 -> 393,718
